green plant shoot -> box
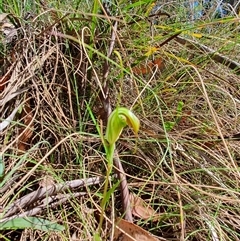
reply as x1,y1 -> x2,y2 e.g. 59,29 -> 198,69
164,100 -> 184,131
96,107 -> 140,240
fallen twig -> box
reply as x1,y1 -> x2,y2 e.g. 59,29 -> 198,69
175,36 -> 240,74
113,150 -> 133,223
0,192 -> 86,223
2,176 -> 104,218
0,175 -> 20,194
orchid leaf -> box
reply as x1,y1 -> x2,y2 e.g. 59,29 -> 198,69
0,217 -> 65,232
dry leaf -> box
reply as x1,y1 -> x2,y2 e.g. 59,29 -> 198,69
17,98 -> 34,152
0,13 -> 9,23
132,57 -> 165,75
0,13 -> 12,29
0,87 -> 28,107
0,14 -> 17,44
130,193 -> 159,221
0,104 -> 22,131
114,218 -> 162,241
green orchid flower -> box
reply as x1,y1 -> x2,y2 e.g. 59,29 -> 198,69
105,107 -> 140,145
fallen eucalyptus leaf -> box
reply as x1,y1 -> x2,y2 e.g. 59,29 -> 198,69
114,218 -> 161,241
129,193 -> 159,221
17,98 -> 34,152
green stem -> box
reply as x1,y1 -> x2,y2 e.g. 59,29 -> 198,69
90,0 -> 100,60
0,155 -> 4,181
97,143 -> 115,235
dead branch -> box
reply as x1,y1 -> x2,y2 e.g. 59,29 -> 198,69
0,192 -> 86,224
2,176 -> 104,219
113,150 -> 133,223
175,36 -> 240,74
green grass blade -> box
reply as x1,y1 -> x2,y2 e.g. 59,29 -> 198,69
0,217 -> 65,232
0,154 -> 4,179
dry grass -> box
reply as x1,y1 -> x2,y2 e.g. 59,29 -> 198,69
1,1 -> 240,240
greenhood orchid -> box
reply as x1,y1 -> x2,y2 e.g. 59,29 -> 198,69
96,107 -> 140,239
105,107 -> 140,145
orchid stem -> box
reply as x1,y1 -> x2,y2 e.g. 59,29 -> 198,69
97,142 -> 115,235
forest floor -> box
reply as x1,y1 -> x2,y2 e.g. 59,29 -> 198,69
1,1 -> 240,240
